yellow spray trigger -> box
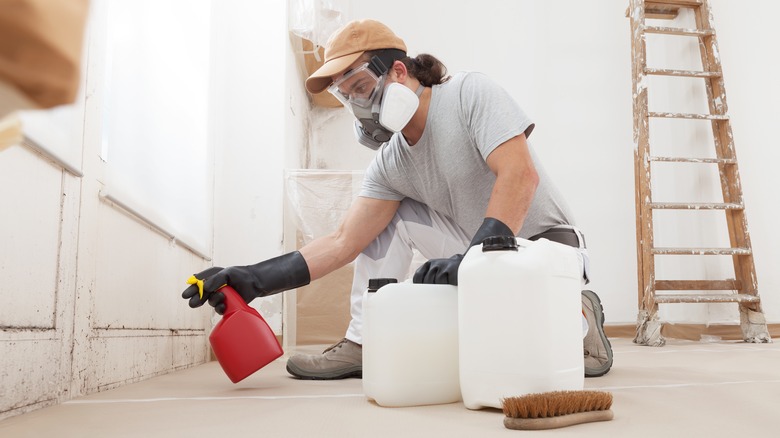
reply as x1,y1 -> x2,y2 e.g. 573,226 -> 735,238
187,275 -> 228,301
187,275 -> 205,300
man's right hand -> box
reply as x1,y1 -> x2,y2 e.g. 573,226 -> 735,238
180,251 -> 312,315
182,266 -> 230,314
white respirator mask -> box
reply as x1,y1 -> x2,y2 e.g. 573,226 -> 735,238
328,55 -> 423,150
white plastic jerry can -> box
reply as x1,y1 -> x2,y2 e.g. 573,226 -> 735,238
457,236 -> 584,410
362,278 -> 461,407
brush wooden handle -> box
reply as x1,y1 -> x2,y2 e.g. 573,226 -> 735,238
504,409 -> 614,430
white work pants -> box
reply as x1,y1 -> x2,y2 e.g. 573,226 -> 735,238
344,198 -> 589,344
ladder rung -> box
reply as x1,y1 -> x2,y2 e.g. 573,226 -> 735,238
649,156 -> 737,164
656,293 -> 759,303
655,280 -> 741,290
655,293 -> 760,304
645,68 -> 721,78
628,1 -> 703,19
649,202 -> 743,210
644,26 -> 715,37
646,9 -> 679,20
652,247 -> 752,255
646,0 -> 703,6
649,112 -> 729,120
627,6 -> 680,20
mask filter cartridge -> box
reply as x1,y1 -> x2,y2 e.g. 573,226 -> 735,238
378,83 -> 420,133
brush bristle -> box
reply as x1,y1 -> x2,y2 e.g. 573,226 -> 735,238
502,390 -> 613,419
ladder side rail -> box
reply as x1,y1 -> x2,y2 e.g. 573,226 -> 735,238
630,0 -> 659,328
694,1 -> 759,299
694,2 -> 769,343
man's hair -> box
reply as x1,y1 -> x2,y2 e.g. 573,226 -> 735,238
367,50 -> 451,87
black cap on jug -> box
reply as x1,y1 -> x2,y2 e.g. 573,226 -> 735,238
481,235 -> 518,252
368,278 -> 398,293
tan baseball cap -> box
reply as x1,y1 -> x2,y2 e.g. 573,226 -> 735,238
305,19 -> 407,94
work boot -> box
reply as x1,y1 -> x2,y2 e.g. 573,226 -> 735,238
286,338 -> 362,380
582,290 -> 613,377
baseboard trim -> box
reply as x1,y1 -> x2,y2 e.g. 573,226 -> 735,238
209,326 -> 778,361
605,323 -> 780,341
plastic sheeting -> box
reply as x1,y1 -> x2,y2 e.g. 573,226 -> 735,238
285,169 -> 364,244
288,0 -> 349,108
288,0 -> 350,52
284,169 -> 364,345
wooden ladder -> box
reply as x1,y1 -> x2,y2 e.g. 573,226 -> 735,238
627,0 -> 771,346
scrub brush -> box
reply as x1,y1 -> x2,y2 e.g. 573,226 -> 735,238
502,390 -> 614,430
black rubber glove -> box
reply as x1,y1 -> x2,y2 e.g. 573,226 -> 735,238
182,251 -> 310,315
413,217 -> 514,285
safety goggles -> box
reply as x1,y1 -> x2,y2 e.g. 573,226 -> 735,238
328,63 -> 384,108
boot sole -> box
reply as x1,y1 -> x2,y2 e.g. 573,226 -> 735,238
285,362 -> 362,380
582,289 -> 614,378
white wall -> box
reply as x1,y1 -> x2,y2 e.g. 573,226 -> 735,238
211,0 -> 289,331
1,0 -> 213,420
1,0 -> 294,421
300,0 -> 780,325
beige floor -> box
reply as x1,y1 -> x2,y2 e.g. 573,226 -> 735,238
1,337 -> 779,438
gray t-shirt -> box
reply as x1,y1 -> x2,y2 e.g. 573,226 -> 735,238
359,71 -> 575,238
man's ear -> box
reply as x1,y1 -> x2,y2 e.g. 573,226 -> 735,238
390,60 -> 408,82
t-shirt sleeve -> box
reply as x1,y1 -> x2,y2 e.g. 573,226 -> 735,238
459,72 -> 535,161
359,148 -> 406,201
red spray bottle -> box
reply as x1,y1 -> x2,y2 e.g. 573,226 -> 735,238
209,286 -> 283,383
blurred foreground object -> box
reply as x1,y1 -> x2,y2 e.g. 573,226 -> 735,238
0,111 -> 22,151
0,0 -> 89,117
